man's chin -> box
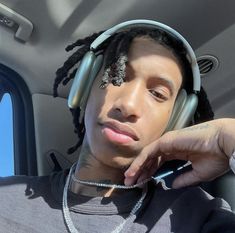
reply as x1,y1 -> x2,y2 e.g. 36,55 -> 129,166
105,140 -> 142,158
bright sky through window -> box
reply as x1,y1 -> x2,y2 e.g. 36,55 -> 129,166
0,93 -> 14,177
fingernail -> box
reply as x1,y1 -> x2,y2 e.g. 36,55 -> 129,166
124,170 -> 135,177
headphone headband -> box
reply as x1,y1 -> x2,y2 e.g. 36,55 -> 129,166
91,19 -> 200,92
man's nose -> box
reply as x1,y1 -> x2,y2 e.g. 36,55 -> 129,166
113,80 -> 143,121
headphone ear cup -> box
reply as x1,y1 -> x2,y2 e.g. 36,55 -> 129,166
68,51 -> 96,109
165,89 -> 198,131
165,89 -> 187,132
80,54 -> 103,108
173,93 -> 198,130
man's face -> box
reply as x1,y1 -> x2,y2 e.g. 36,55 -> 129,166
84,37 -> 183,168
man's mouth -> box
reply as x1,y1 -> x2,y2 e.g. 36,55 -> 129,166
100,120 -> 139,145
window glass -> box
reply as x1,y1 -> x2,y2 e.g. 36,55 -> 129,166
0,93 -> 14,176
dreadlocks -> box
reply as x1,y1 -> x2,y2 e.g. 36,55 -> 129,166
54,27 -> 214,154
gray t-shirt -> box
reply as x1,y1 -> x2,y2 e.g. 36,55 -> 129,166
0,171 -> 235,233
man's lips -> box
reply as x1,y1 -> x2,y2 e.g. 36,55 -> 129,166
100,121 -> 139,144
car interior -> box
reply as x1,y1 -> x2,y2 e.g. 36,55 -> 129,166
0,0 -> 235,212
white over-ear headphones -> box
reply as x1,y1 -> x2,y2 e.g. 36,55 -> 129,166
68,19 -> 201,131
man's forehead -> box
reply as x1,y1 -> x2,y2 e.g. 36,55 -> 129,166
126,39 -> 183,91
129,37 -> 174,57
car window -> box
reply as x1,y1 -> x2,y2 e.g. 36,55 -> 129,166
0,93 -> 14,176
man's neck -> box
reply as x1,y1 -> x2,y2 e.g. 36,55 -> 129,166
70,141 -> 126,197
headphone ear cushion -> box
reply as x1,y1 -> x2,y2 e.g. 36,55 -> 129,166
173,93 -> 198,130
80,54 -> 104,108
165,89 -> 187,132
68,51 -> 96,109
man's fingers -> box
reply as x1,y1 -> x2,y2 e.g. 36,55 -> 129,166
124,152 -> 158,185
125,132 -> 191,178
136,172 -> 150,185
124,176 -> 136,186
124,168 -> 142,186
172,170 -> 201,189
162,152 -> 190,163
125,153 -> 149,178
156,130 -> 199,155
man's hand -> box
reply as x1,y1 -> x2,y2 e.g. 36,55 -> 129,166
125,119 -> 235,189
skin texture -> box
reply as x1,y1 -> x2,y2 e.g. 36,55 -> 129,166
124,118 -> 235,188
71,37 -> 183,196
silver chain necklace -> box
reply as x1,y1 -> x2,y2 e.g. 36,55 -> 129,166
62,164 -> 152,233
71,173 -> 153,189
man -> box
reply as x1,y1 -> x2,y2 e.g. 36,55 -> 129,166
1,20 -> 235,233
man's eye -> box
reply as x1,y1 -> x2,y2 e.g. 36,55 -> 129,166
149,89 -> 168,102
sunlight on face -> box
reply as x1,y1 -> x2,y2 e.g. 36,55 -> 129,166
84,37 -> 183,168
